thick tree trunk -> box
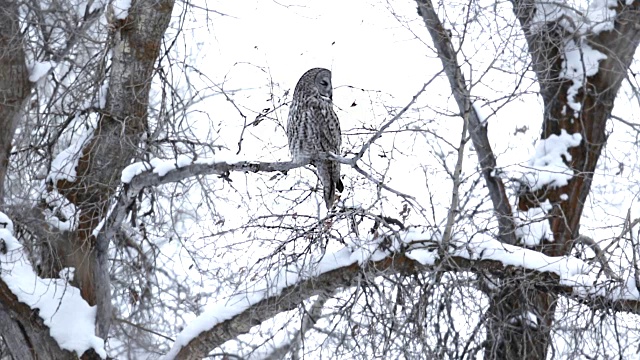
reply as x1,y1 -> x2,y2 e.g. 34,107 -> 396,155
0,0 -> 175,356
492,2 -> 640,359
0,2 -> 31,203
47,0 -> 176,339
0,3 -> 70,359
484,279 -> 555,359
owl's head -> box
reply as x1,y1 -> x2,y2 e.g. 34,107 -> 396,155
295,67 -> 333,101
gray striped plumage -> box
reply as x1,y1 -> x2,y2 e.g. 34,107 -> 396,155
287,68 -> 344,209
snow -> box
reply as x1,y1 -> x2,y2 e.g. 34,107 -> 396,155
348,234 -> 395,263
59,267 -> 75,282
42,189 -> 78,231
0,213 -> 106,357
195,153 -> 246,166
121,153 -> 247,183
76,0 -> 107,17
559,273 -> 595,296
510,311 -> 539,328
618,277 -> 640,299
121,162 -> 152,183
521,129 -> 582,191
515,200 -> 553,246
0,212 -> 14,233
112,0 -> 132,19
561,39 -> 607,114
151,158 -> 176,177
584,0 -> 618,34
28,61 -> 56,82
472,100 -> 490,125
47,129 -> 94,184
406,248 -> 437,265
531,1 -> 567,31
176,154 -> 194,168
532,0 -> 617,35
439,235 -> 589,279
44,126 -> 96,231
91,202 -> 117,237
530,1 -> 615,115
163,247 -> 355,360
98,80 -> 109,109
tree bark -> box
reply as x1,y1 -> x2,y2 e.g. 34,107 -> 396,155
0,1 -> 31,203
0,278 -> 102,359
507,2 -> 640,359
497,2 -> 640,359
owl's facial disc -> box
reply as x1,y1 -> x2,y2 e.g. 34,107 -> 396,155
315,72 -> 333,100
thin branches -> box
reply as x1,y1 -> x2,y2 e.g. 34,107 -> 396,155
416,0 -> 517,244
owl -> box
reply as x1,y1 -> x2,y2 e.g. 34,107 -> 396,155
287,68 -> 344,209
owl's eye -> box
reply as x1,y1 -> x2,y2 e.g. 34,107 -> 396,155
320,80 -> 329,87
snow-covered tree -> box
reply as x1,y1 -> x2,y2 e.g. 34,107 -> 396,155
1,0 -> 640,359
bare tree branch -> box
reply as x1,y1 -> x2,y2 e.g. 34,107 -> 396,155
416,0 -> 517,244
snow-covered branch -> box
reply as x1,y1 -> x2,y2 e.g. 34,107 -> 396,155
98,151 -> 379,249
38,0 -> 177,341
96,156 -> 312,248
0,213 -> 105,359
164,230 -> 640,359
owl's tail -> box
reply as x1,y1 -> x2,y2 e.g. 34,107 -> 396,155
318,160 -> 343,210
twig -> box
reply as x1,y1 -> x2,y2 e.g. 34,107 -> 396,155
355,71 -> 443,161
575,235 -> 619,280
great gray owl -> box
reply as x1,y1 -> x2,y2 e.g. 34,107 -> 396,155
287,68 -> 344,209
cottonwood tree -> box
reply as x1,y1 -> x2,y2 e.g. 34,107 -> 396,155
1,0 -> 640,360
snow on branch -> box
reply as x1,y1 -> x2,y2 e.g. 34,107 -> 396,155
531,0 -> 618,35
121,153 -> 321,186
561,39 -> 607,114
47,127 -> 94,185
520,129 -> 583,192
95,153 -> 354,243
106,153 -> 313,236
514,200 -> 554,246
42,122 -> 95,232
88,153 -> 347,283
120,150 -> 363,186
163,229 -> 640,359
27,61 -> 56,83
43,189 -> 79,232
0,212 -> 106,358
528,0 -> 631,116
